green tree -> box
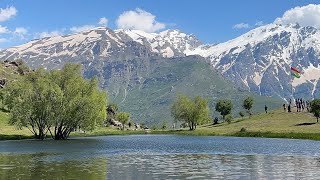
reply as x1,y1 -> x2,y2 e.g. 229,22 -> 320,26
243,97 -> 253,118
6,68 -> 61,139
310,99 -> 320,122
215,99 -> 232,121
117,112 -> 130,130
171,94 -> 210,130
106,103 -> 119,125
162,121 -> 168,130
225,114 -> 233,124
239,111 -> 244,119
6,63 -> 107,140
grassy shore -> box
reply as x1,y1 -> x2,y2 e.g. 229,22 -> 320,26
1,108 -> 320,140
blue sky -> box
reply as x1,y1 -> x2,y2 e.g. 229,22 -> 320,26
0,0 -> 319,49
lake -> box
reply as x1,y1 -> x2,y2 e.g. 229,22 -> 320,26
1,135 -> 320,179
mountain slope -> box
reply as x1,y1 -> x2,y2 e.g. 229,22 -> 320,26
188,23 -> 320,101
86,55 -> 282,125
0,27 -> 285,124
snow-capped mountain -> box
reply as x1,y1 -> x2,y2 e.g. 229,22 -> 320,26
0,27 -> 201,69
115,29 -> 201,57
1,24 -> 320,100
187,23 -> 320,100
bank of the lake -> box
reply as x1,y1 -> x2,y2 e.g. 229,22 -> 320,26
1,109 -> 320,141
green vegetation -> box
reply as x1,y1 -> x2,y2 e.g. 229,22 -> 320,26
171,94 -> 210,130
243,96 -> 253,117
215,99 -> 232,121
2,107 -> 320,141
117,112 -> 130,130
239,111 -> 244,119
310,99 -> 320,122
4,63 -> 107,140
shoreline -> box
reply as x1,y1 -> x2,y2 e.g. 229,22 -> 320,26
2,129 -> 320,141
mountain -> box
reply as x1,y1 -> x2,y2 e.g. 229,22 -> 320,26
0,27 -> 282,125
84,55 -> 282,125
187,23 -> 320,101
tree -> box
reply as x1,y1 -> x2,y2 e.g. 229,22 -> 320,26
215,99 -> 232,121
6,63 -> 107,140
310,99 -> 320,122
117,112 -> 130,130
171,94 -> 210,130
225,114 -> 233,124
243,97 -> 253,118
239,111 -> 244,119
162,121 -> 168,130
106,103 -> 119,126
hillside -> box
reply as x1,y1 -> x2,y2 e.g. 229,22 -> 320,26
102,55 -> 282,125
0,27 -> 290,124
1,24 -> 320,102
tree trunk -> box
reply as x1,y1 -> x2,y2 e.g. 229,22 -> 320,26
317,117 -> 319,123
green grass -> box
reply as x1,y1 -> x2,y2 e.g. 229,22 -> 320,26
1,107 -> 320,141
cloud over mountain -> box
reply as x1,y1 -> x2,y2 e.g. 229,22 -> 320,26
275,4 -> 320,29
116,8 -> 165,32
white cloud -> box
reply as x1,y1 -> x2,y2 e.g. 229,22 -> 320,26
70,25 -> 95,33
0,38 -> 7,43
0,6 -> 17,22
0,25 -> 8,33
14,27 -> 28,35
38,30 -> 63,38
98,17 -> 108,26
275,4 -> 320,28
255,21 -> 264,26
232,23 -> 250,29
116,8 -> 165,32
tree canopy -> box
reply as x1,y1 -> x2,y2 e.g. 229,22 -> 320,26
5,63 -> 107,140
117,112 -> 130,130
243,96 -> 253,117
215,99 -> 232,121
310,99 -> 320,122
171,94 -> 210,130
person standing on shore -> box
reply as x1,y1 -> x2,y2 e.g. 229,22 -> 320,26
265,105 -> 268,114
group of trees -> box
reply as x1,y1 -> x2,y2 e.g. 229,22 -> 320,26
3,63 -> 107,140
171,94 -> 211,130
171,94 -> 256,129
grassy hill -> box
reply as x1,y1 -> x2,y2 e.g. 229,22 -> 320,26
154,108 -> 320,140
2,106 -> 320,141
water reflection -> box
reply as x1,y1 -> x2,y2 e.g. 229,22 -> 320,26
0,154 -> 107,180
107,154 -> 320,179
1,135 -> 320,179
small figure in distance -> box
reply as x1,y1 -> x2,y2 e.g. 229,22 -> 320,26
213,117 -> 219,125
283,104 -> 286,112
265,105 -> 268,114
288,104 -> 291,112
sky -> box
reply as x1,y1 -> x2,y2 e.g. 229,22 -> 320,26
0,0 -> 319,49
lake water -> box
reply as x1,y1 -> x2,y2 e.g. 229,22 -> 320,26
1,135 -> 320,179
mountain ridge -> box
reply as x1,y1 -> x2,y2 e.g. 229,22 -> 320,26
2,23 -> 317,104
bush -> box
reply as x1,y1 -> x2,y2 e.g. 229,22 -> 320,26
239,112 -> 244,119
225,114 -> 233,124
240,127 -> 247,132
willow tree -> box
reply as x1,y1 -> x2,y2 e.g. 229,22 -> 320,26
6,63 -> 107,140
6,68 -> 61,139
49,63 -> 107,140
171,94 -> 210,130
